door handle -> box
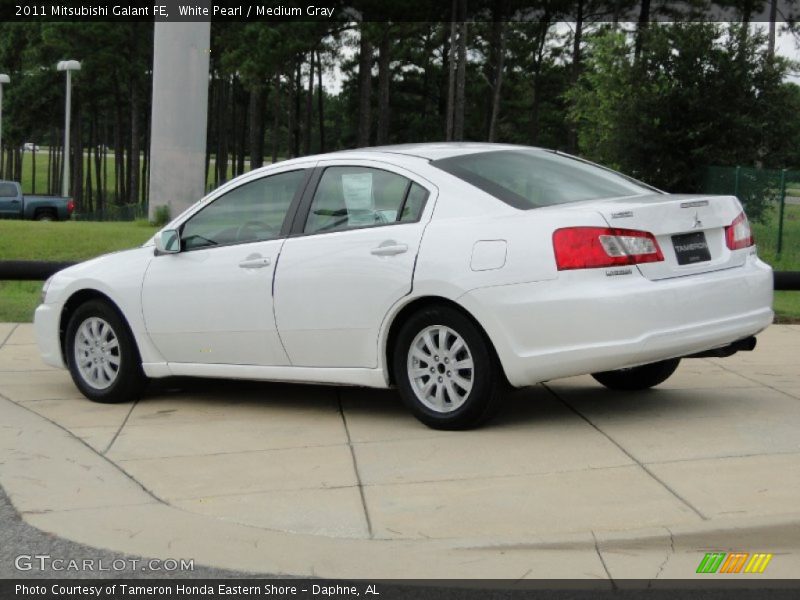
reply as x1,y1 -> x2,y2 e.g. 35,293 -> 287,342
370,242 -> 408,256
238,256 -> 271,269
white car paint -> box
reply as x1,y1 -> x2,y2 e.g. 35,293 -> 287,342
35,143 -> 774,393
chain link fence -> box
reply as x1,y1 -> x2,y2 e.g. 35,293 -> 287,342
702,166 -> 798,267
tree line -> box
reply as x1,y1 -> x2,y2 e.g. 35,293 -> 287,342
0,0 -> 799,218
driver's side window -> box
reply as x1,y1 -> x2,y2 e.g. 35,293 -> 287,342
181,170 -> 306,251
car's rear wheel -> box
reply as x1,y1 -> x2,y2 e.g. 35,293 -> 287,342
591,358 -> 680,391
65,299 -> 146,403
393,306 -> 505,430
34,209 -> 56,221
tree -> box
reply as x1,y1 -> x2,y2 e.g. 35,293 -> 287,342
568,22 -> 797,220
356,23 -> 373,147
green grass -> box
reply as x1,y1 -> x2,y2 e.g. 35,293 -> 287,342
773,292 -> 800,324
0,220 -> 157,322
17,149 -> 255,198
751,203 -> 800,322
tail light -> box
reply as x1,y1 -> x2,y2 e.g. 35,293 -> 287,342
66,199 -> 75,215
553,227 -> 664,271
725,212 -> 754,250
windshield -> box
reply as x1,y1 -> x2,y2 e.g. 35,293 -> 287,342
431,150 -> 656,209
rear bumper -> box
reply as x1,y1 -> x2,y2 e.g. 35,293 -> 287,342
460,256 -> 774,387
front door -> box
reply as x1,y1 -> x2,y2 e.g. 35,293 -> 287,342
274,162 -> 435,368
142,168 -> 310,366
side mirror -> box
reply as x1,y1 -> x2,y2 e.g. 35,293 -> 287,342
154,229 -> 180,254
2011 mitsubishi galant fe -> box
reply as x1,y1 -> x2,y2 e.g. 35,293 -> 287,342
34,143 -> 774,429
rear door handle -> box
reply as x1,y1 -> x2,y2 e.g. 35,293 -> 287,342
370,242 -> 408,257
238,256 -> 271,269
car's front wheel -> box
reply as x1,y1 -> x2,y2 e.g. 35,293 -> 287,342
591,358 -> 680,391
65,299 -> 147,403
393,306 -> 505,430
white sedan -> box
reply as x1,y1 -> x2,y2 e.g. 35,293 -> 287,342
34,143 -> 774,429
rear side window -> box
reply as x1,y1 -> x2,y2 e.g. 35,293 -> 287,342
400,183 -> 428,223
0,183 -> 17,197
432,150 -> 654,210
304,167 -> 428,234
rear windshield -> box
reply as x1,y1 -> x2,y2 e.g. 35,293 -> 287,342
432,150 -> 655,209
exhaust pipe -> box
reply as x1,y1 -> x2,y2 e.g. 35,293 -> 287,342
686,336 -> 757,359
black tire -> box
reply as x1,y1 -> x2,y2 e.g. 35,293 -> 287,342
65,299 -> 147,403
591,358 -> 680,391
393,305 -> 505,430
34,210 -> 56,221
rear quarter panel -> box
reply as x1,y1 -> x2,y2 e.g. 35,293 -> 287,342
23,196 -> 70,220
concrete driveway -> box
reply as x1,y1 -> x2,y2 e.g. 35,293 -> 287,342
1,322 -> 799,579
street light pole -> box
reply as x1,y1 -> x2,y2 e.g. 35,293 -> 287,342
57,60 -> 80,197
0,74 -> 9,178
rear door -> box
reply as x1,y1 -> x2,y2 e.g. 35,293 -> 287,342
595,194 -> 746,280
274,161 -> 436,368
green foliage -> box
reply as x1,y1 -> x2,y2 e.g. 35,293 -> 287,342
568,23 -> 800,193
151,205 -> 171,227
1,18 -> 800,226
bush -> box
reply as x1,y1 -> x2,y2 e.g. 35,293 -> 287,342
151,205 -> 171,227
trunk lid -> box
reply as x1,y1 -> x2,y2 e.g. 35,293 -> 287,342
593,194 -> 746,281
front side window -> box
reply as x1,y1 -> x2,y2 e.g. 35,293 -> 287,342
304,167 -> 428,234
432,150 -> 655,210
181,170 -> 306,250
0,183 -> 17,197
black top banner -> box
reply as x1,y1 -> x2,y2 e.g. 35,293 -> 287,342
3,0 -> 800,23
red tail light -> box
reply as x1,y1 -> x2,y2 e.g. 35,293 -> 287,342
66,199 -> 75,214
725,211 -> 754,250
553,227 -> 664,271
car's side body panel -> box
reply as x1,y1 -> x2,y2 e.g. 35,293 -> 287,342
33,143 -> 775,397
458,253 -> 773,386
34,247 -> 162,369
141,237 -> 290,366
274,158 -> 438,369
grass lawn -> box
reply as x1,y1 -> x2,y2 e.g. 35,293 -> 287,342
0,205 -> 798,323
18,149 -> 254,198
0,220 -> 157,322
751,203 -> 800,323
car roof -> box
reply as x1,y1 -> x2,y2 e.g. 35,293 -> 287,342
352,142 -> 539,161
274,142 -> 544,166
359,142 -> 537,161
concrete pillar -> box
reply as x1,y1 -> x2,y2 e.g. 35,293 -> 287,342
148,21 -> 210,222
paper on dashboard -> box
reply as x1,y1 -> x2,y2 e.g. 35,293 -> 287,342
341,173 -> 374,211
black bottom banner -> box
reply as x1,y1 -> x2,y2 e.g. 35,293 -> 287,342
3,580 -> 800,600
